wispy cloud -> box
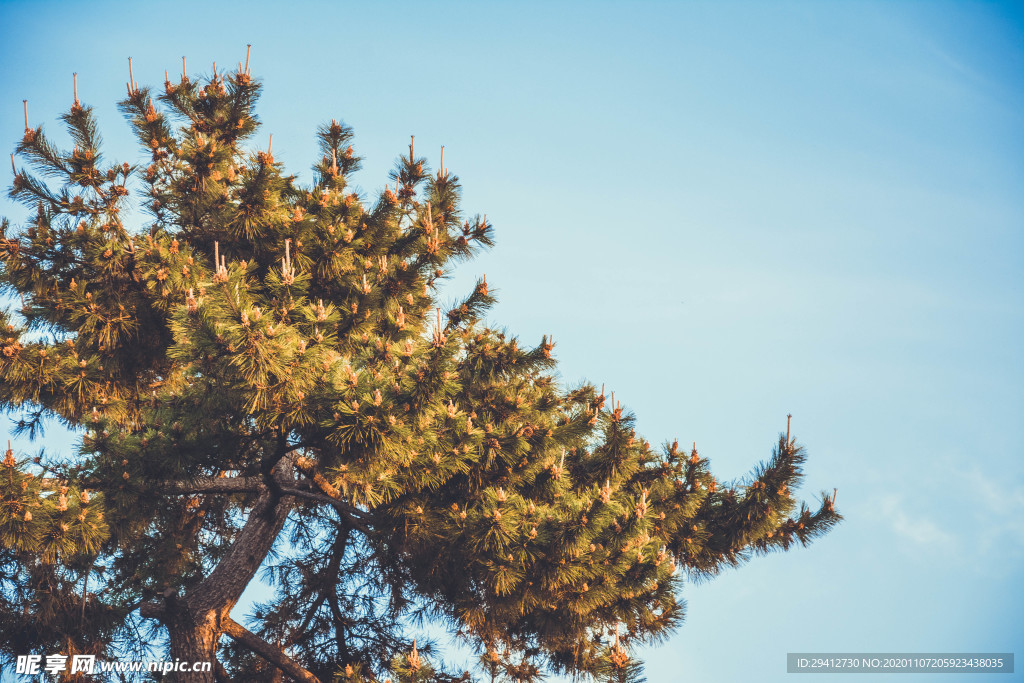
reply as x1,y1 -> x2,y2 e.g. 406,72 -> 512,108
866,465 -> 1024,574
873,494 -> 956,547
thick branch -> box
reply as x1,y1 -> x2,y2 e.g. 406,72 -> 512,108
46,471 -> 373,529
279,485 -> 371,526
222,616 -> 320,683
169,479 -> 371,529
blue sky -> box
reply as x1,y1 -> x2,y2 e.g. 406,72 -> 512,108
1,1 -> 1022,681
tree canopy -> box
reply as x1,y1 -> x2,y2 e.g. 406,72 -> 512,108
0,53 -> 840,682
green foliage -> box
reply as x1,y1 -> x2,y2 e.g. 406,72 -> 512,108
0,54 -> 840,682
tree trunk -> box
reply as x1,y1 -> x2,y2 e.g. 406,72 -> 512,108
166,608 -> 220,683
155,484 -> 295,680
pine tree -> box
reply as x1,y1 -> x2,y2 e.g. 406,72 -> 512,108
0,53 -> 840,683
